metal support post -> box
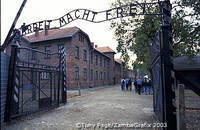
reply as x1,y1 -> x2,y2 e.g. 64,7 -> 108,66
4,44 -> 18,122
160,1 -> 177,129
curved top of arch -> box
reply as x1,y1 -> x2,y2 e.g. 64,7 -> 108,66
20,2 -> 163,36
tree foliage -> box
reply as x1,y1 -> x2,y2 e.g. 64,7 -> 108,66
111,0 -> 200,71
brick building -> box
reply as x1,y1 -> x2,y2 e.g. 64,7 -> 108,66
6,26 -> 124,89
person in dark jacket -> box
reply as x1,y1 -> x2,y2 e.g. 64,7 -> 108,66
134,80 -> 137,93
128,78 -> 132,91
136,79 -> 142,95
121,79 -> 125,90
142,78 -> 148,95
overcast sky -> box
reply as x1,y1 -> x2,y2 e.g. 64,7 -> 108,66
1,0 -> 125,58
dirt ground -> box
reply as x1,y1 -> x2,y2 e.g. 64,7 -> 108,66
2,85 -> 155,130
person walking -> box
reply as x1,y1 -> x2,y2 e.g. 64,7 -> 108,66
128,78 -> 132,91
134,79 -> 138,93
143,78 -> 148,95
125,78 -> 129,90
136,78 -> 142,95
121,79 -> 125,90
148,79 -> 153,95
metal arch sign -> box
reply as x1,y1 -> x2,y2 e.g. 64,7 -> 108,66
20,2 -> 161,35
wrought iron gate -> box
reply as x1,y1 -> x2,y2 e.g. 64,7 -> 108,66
151,28 -> 176,129
151,31 -> 164,122
4,44 -> 67,121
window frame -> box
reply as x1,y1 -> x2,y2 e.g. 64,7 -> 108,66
44,46 -> 51,59
104,72 -> 106,80
96,71 -> 98,80
90,69 -> 93,80
75,46 -> 80,59
78,33 -> 84,42
83,68 -> 87,80
100,56 -> 102,66
100,71 -> 103,80
75,67 -> 79,80
83,50 -> 87,61
95,55 -> 98,65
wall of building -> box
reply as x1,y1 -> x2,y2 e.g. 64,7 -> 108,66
67,32 -> 112,89
114,62 -> 122,84
101,52 -> 115,85
90,50 -> 111,87
67,32 -> 91,89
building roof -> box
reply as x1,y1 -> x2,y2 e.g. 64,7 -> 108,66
93,48 -> 111,60
96,46 -> 116,54
115,59 -> 123,64
24,26 -> 80,43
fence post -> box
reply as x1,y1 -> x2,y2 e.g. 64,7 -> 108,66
177,83 -> 186,130
4,44 -> 18,122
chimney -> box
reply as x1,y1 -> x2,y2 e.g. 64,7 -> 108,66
35,30 -> 39,37
91,42 -> 94,47
95,45 -> 98,48
44,25 -> 49,35
34,27 -> 39,37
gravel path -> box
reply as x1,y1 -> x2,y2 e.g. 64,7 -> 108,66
2,85 -> 155,130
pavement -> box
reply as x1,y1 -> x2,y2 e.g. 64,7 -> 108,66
2,85 -> 155,130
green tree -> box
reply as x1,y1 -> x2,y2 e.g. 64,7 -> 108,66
111,0 -> 200,71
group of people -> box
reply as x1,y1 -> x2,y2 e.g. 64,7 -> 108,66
134,78 -> 152,95
121,78 -> 132,91
120,77 -> 153,95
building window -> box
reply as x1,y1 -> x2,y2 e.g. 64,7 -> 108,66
107,61 -> 110,69
79,33 -> 84,42
75,67 -> 79,80
104,72 -> 106,80
91,53 -> 93,64
96,71 -> 98,80
83,68 -> 87,80
100,71 -> 103,80
100,56 -> 102,66
44,46 -> 50,59
41,72 -> 50,80
90,69 -> 93,80
83,50 -> 87,61
95,55 -> 98,65
104,59 -> 106,68
107,72 -> 109,80
31,48 -> 37,60
75,46 -> 79,59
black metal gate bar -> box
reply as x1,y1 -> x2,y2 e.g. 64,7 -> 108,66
60,46 -> 67,103
151,31 -> 162,122
160,24 -> 176,130
151,1 -> 176,130
160,1 -> 176,129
